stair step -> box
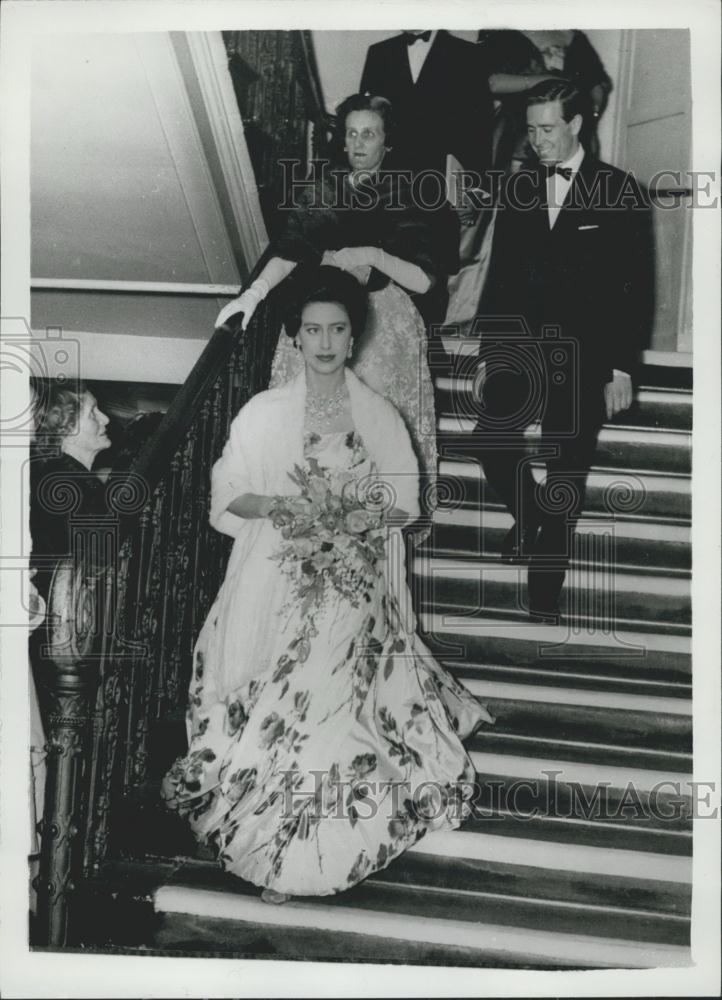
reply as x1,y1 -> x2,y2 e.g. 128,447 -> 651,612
447,659 -> 691,701
468,751 -> 692,805
371,852 -> 690,938
460,663 -> 691,771
611,389 -> 692,431
594,426 -> 690,475
420,612 -> 691,679
437,421 -> 691,474
436,378 -> 692,431
438,459 -> 691,521
152,906 -> 542,967
238,856 -> 687,943
637,365 -> 692,391
470,729 -> 689,773
476,687 -> 690,736
160,847 -> 691,911
462,772 -> 692,836
429,507 -> 690,573
413,558 -> 691,630
151,863 -> 691,967
468,698 -> 690,769
461,808 -> 691,857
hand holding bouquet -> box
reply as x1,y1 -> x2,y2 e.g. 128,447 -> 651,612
269,459 -> 387,617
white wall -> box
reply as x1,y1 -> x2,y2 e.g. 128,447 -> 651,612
617,30 -> 693,353
586,30 -> 623,163
31,32 -> 242,380
32,34 -> 240,287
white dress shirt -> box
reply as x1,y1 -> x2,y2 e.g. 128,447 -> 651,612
406,30 -> 437,83
546,143 -> 585,229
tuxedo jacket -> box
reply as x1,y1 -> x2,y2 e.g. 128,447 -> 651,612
360,30 -> 493,181
480,155 -> 654,385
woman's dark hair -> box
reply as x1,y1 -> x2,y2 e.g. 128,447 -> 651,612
32,379 -> 87,456
335,92 -> 395,149
525,79 -> 587,123
284,266 -> 368,341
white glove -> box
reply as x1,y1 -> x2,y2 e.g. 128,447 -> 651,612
324,248 -> 374,286
215,278 -> 269,330
329,246 -> 379,271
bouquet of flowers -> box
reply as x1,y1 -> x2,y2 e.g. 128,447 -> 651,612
269,458 -> 387,625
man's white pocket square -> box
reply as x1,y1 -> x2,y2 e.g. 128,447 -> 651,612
578,224 -> 600,230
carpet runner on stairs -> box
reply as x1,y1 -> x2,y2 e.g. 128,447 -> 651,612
84,366 -> 692,968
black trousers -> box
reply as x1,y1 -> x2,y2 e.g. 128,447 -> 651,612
474,343 -> 606,612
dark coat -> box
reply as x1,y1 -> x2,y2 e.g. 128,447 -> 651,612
272,167 -> 459,325
30,452 -> 110,602
480,155 -> 654,385
360,30 -> 493,181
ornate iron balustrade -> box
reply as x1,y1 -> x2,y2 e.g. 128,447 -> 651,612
35,290 -> 280,946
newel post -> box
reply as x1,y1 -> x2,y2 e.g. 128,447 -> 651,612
34,558 -> 102,947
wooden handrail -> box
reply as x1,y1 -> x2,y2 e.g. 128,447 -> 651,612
116,244 -> 274,540
31,279 -> 243,296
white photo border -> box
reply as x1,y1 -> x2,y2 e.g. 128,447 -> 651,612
1,1 -> 719,996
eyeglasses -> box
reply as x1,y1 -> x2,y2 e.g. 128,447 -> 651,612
345,128 -> 380,142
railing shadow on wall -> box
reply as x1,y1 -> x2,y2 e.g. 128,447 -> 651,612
34,263 -> 283,947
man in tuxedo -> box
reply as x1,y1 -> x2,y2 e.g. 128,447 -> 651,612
360,30 -> 493,325
360,30 -> 492,184
475,79 -> 653,621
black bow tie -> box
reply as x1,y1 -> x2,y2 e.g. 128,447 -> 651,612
403,31 -> 431,45
543,164 -> 573,180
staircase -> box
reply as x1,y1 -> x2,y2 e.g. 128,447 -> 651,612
77,364 -> 692,968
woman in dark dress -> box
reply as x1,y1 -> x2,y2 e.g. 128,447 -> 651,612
28,381 -> 112,867
30,381 -> 112,603
478,29 -> 612,169
216,93 -> 458,487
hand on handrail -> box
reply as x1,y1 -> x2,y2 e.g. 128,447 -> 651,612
215,278 -> 270,330
215,292 -> 253,330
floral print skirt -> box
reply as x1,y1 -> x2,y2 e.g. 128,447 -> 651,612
162,431 -> 491,896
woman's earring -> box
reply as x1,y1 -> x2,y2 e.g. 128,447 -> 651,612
293,338 -> 299,350
347,339 -> 353,359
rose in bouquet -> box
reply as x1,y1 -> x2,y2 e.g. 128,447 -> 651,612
270,459 -> 387,624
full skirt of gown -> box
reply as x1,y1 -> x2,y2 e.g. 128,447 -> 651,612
162,429 -> 492,897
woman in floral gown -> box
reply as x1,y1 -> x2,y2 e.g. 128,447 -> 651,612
216,93 -> 459,488
163,268 -> 492,902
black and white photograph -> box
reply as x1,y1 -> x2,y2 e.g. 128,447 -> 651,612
0,1 -> 719,996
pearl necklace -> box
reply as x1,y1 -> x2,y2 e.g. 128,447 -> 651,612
305,384 -> 348,421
